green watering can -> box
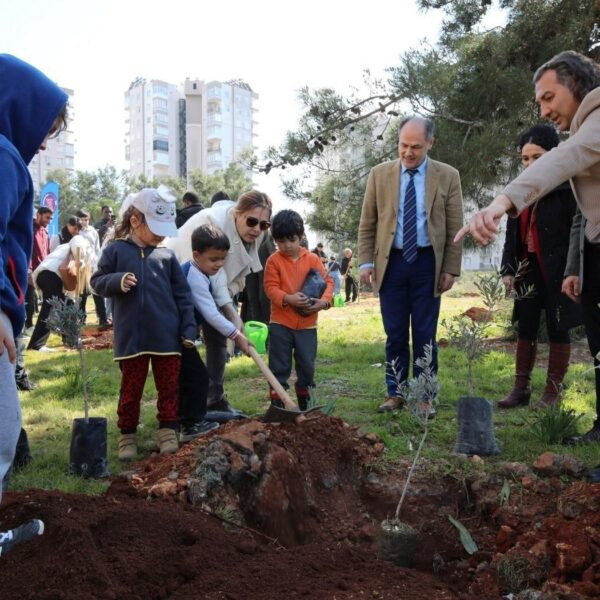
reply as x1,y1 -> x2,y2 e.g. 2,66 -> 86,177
333,294 -> 345,308
245,321 -> 269,354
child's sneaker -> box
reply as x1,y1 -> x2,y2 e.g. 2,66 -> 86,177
118,433 -> 137,461
157,428 -> 179,455
180,421 -> 219,442
0,519 -> 44,556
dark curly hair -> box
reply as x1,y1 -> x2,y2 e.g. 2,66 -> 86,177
534,51 -> 600,102
518,124 -> 559,152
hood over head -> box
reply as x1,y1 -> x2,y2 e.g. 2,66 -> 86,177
0,54 -> 69,164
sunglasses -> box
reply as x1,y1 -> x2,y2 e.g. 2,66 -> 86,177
245,216 -> 271,231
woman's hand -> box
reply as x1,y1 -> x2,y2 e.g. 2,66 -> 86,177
0,318 -> 16,364
284,292 -> 311,308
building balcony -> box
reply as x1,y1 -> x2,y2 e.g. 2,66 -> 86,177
207,113 -> 222,125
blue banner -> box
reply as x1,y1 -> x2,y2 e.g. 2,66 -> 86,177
39,181 -> 60,238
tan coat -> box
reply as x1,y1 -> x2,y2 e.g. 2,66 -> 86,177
504,87 -> 600,243
358,158 -> 464,295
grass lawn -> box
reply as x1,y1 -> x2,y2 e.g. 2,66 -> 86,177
11,280 -> 600,495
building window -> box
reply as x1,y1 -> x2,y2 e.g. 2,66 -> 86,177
153,83 -> 168,96
153,139 -> 169,152
193,83 -> 197,90
155,111 -> 168,124
153,97 -> 167,109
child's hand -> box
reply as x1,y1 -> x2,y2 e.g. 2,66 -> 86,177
182,338 -> 195,348
284,292 -> 310,308
123,273 -> 137,291
302,298 -> 328,314
235,333 -> 252,356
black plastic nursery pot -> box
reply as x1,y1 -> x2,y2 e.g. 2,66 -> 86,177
454,396 -> 500,456
379,519 -> 418,567
69,417 -> 109,478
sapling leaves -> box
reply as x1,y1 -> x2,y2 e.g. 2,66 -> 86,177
448,515 -> 478,555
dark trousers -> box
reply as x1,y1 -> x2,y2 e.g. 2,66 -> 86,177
379,247 -> 441,396
178,346 -> 209,426
27,270 -> 64,350
517,253 -> 570,344
345,275 -> 358,302
268,323 -> 317,390
201,321 -> 228,407
581,241 -> 600,428
117,354 -> 180,432
25,284 -> 36,328
80,292 -> 108,324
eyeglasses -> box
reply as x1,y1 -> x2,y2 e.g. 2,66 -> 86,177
245,216 -> 271,231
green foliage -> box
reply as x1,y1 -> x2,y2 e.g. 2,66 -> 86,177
60,364 -> 99,399
496,554 -> 532,594
447,515 -> 478,555
307,387 -> 336,416
528,405 -> 584,444
45,297 -> 85,348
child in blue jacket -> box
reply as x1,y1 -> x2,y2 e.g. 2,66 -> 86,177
0,55 -> 68,556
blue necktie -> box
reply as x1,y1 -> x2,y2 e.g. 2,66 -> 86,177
403,169 -> 418,263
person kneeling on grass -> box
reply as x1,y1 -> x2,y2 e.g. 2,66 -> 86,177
179,224 -> 252,440
0,54 -> 69,555
263,210 -> 333,409
91,187 -> 196,461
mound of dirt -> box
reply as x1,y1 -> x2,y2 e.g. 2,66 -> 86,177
81,325 -> 113,350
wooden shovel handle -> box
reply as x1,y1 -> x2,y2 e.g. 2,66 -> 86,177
247,346 -> 298,411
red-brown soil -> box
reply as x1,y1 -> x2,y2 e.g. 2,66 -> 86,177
81,325 -> 113,350
1,416 -> 599,599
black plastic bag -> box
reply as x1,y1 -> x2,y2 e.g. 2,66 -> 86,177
454,396 -> 500,456
69,417 -> 109,478
299,268 -> 326,299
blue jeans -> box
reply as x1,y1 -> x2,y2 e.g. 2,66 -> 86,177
379,248 -> 441,396
0,312 -> 20,501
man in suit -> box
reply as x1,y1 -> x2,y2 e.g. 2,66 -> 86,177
455,51 -> 600,456
358,116 -> 464,413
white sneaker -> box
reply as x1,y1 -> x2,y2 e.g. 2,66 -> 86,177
38,346 -> 56,353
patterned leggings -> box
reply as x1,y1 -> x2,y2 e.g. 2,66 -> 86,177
117,354 -> 181,433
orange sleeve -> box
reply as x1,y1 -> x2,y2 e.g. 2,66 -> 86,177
264,254 -> 287,307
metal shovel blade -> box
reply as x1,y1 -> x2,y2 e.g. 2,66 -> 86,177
263,404 -> 326,424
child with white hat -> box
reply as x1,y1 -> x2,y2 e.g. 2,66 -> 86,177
91,186 -> 196,460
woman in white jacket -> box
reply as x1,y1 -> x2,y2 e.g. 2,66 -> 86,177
168,190 -> 272,411
27,234 -> 93,351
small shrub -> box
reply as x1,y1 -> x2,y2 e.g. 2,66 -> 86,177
61,364 -> 98,399
497,555 -> 531,594
308,388 -> 336,416
529,405 -> 583,444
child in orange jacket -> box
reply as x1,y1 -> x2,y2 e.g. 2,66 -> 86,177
263,210 -> 333,409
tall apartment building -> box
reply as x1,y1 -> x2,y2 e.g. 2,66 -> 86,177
29,87 -> 75,194
125,77 -> 257,180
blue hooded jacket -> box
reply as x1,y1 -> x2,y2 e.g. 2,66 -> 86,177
0,55 -> 68,335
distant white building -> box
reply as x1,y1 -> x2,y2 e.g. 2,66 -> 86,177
460,215 -> 507,270
125,77 -> 257,181
29,87 -> 75,195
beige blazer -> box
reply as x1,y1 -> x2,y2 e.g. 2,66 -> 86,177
358,158 -> 464,296
504,87 -> 600,242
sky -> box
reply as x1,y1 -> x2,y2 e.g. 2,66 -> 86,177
1,0 -> 501,241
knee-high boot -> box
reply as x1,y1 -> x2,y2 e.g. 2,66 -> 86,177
535,342 -> 570,408
498,339 -> 537,409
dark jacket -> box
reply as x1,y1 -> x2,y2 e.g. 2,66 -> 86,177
0,55 -> 68,335
176,203 -> 204,229
91,238 -> 196,360
340,256 -> 354,277
501,182 -> 582,331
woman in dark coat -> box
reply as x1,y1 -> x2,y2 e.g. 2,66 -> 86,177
499,124 -> 581,409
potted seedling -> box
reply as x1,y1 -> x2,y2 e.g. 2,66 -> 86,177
442,266 -> 532,456
46,296 -> 109,479
380,344 -> 439,567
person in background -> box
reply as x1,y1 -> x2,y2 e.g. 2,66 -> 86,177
240,231 -> 275,325
341,248 -> 358,303
176,191 -> 204,229
0,53 -> 68,556
210,190 -> 230,206
91,187 -> 196,461
312,242 -> 327,265
49,215 -> 81,252
499,124 -> 581,410
328,255 -> 342,296
76,208 -> 109,327
94,205 -> 115,246
264,210 -> 333,410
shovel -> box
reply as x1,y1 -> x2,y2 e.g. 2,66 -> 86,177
247,346 -> 322,424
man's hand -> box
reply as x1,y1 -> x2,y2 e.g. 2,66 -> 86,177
360,267 -> 374,286
284,292 -> 311,309
122,273 -> 137,291
438,272 -> 455,294
454,195 -> 514,245
562,275 -> 581,303
502,275 -> 515,295
235,333 -> 252,356
0,318 -> 16,364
